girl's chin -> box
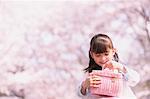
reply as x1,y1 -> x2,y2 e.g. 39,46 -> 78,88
98,63 -> 106,66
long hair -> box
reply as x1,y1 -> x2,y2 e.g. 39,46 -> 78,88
84,34 -> 119,73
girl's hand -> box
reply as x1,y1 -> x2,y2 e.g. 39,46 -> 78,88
103,61 -> 127,73
90,75 -> 101,88
82,75 -> 101,89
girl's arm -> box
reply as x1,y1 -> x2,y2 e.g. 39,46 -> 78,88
78,74 -> 90,96
80,81 -> 88,95
78,80 -> 89,96
105,61 -> 140,86
122,66 -> 140,87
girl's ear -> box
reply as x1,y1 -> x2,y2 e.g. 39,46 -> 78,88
90,51 -> 93,58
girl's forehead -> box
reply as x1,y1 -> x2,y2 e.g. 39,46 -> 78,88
93,49 -> 112,54
94,51 -> 109,54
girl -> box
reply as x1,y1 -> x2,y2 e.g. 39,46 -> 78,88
78,34 -> 140,99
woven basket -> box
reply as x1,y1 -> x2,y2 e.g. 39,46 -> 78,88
89,69 -> 123,96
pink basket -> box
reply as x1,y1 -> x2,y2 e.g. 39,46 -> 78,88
89,70 -> 123,96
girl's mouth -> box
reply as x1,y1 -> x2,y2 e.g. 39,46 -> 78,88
98,62 -> 107,66
98,60 -> 110,66
99,61 -> 108,64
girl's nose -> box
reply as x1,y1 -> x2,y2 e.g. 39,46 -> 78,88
100,56 -> 106,61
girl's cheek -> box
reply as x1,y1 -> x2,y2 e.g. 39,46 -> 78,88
108,55 -> 113,60
105,56 -> 109,60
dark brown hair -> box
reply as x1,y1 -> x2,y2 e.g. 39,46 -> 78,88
84,34 -> 119,73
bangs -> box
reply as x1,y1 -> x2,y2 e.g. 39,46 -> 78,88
90,38 -> 112,53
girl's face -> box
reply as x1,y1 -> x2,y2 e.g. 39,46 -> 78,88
90,48 -> 116,67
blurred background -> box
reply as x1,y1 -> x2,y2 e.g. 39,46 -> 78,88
0,0 -> 149,99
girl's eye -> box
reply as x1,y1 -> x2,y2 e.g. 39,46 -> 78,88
95,54 -> 101,57
105,53 -> 109,56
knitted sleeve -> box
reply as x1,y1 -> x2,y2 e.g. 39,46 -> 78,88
123,66 -> 140,87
